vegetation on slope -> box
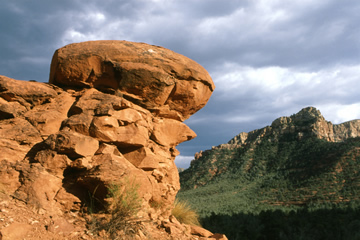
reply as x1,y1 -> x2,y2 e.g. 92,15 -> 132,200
178,126 -> 360,239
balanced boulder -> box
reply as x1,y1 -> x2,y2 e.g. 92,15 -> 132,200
49,40 -> 215,121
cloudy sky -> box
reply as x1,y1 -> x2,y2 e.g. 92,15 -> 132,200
1,0 -> 360,168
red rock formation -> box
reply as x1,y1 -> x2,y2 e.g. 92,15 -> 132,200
49,40 -> 215,121
0,41 -> 224,239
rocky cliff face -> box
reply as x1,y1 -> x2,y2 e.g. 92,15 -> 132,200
0,41 -> 225,239
184,107 -> 360,190
221,107 -> 360,150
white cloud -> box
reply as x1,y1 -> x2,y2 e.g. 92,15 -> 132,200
204,62 -> 360,131
175,155 -> 194,169
62,29 -> 88,43
90,12 -> 106,22
212,63 -> 360,100
317,103 -> 360,124
59,10 -> 114,45
224,115 -> 257,124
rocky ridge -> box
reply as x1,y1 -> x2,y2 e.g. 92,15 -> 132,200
185,107 -> 360,190
197,107 -> 360,158
0,40 -> 226,239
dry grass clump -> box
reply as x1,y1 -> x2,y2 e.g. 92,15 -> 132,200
89,178 -> 144,239
172,199 -> 201,226
108,180 -> 141,219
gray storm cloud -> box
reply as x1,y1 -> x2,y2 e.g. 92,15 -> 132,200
1,0 -> 360,168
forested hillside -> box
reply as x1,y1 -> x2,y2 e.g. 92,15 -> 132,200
178,107 -> 360,239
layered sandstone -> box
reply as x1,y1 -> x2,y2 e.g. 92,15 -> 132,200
49,40 -> 214,121
0,41 -> 223,239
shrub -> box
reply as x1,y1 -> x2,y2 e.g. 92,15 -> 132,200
107,179 -> 142,221
90,178 -> 143,239
172,199 -> 201,226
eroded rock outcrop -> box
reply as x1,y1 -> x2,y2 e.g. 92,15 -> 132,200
49,40 -> 214,121
0,40 -> 220,239
183,107 -> 360,192
188,107 -> 360,185
224,107 -> 360,149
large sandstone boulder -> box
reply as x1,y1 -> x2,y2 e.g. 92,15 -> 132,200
49,40 -> 215,121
